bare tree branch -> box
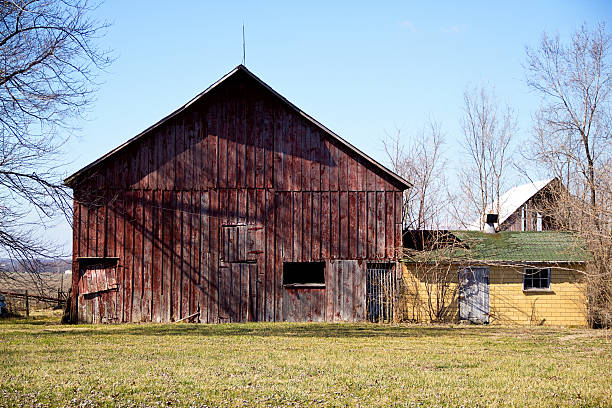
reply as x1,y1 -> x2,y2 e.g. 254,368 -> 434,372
0,0 -> 111,291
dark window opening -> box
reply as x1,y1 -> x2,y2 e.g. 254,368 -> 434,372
283,262 -> 325,288
78,257 -> 118,270
523,268 -> 550,290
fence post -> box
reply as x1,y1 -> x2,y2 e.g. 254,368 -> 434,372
25,290 -> 29,317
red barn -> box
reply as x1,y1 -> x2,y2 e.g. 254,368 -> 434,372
65,65 -> 410,323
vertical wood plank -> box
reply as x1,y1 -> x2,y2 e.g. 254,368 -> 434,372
115,197 -> 125,322
181,191 -> 190,319
353,262 -> 365,321
199,192 -> 209,323
385,191 -> 394,259
209,189 -> 219,323
263,98 -> 274,189
96,203 -> 105,258
104,195 -> 114,258
310,128 -> 320,191
329,142 -> 338,191
320,133 -> 329,192
376,192 -> 385,259
292,192 -> 302,261
321,192 -> 330,260
142,190 -> 153,322
132,190 -> 143,322
161,191 -> 172,322
152,190 -> 162,322
249,263 -> 257,321
123,192 -> 133,322
348,191 -> 357,259
172,191 -> 182,321
218,96 -> 228,188
339,191 -> 348,258
238,188 -> 247,225
254,98 -> 264,188
240,262 -> 249,321
395,191 -> 403,254
367,192 -> 376,259
330,192 -> 339,259
237,96 -> 247,189
227,98 -> 237,189
206,104 -> 217,188
219,265 -> 230,322
336,260 -> 343,321
71,202 -> 80,321
191,191 -> 200,318
325,260 -> 334,322
311,192 -> 321,260
303,192 -> 312,261
264,189 -> 275,321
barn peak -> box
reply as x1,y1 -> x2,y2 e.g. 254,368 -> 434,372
65,64 -> 410,189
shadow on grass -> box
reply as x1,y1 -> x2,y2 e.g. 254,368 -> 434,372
0,319 -> 549,340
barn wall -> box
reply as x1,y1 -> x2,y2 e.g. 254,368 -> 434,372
72,188 -> 400,323
71,71 -> 404,323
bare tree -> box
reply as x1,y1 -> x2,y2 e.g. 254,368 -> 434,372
525,23 -> 612,327
398,231 -> 459,323
383,119 -> 448,230
0,0 -> 110,290
526,23 -> 611,208
456,86 -> 517,229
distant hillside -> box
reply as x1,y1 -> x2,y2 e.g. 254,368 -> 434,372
0,259 -> 71,274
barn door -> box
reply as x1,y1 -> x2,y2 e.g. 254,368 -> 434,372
219,224 -> 262,322
366,263 -> 396,322
77,258 -> 119,324
218,263 -> 257,323
459,267 -> 490,324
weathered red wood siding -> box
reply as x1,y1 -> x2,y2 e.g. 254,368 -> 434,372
70,69 -> 406,323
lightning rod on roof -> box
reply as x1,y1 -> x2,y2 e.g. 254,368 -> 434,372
242,21 -> 246,66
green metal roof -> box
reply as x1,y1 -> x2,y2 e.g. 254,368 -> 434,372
402,231 -> 590,263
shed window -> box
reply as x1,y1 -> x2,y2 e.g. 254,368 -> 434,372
77,257 -> 119,295
283,262 -> 325,288
523,268 -> 550,290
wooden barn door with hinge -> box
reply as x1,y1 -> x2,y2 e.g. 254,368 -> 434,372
459,267 -> 490,324
366,263 -> 396,322
77,258 -> 119,323
219,224 -> 263,322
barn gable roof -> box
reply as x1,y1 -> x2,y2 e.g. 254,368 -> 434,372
65,65 -> 411,189
467,178 -> 557,230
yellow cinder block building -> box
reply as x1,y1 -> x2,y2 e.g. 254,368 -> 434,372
400,231 -> 589,327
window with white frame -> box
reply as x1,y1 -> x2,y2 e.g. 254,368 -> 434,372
523,268 -> 550,290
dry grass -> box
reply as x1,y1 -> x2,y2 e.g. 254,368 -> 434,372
0,314 -> 610,407
0,272 -> 70,313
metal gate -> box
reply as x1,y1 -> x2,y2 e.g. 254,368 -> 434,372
366,263 -> 396,322
459,267 -> 490,324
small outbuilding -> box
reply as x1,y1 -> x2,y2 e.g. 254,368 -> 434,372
65,65 -> 410,324
401,230 -> 589,326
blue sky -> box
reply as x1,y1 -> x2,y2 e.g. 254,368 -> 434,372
52,1 -> 611,251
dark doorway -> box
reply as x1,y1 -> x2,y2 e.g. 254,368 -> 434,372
366,263 -> 396,322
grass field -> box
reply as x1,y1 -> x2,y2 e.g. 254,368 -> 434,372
1,312 -> 610,407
